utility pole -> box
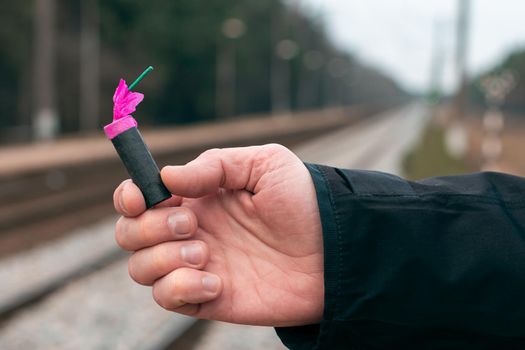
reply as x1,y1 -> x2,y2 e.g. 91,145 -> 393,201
33,0 -> 59,140
272,39 -> 299,113
216,18 -> 245,119
454,0 -> 470,119
271,3 -> 300,114
428,20 -> 446,103
79,0 -> 100,131
479,71 -> 516,170
445,0 -> 471,159
299,50 -> 324,109
270,14 -> 284,114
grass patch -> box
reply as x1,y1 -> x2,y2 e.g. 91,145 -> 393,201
403,125 -> 470,180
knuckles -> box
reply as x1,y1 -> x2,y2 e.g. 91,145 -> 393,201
114,217 -> 130,250
114,215 -> 143,251
151,275 -> 184,310
152,283 -> 169,309
127,241 -> 210,286
127,245 -> 168,286
200,148 -> 222,159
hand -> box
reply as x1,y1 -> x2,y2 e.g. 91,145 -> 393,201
113,144 -> 324,327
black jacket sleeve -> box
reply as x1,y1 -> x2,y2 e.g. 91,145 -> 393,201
276,164 -> 525,350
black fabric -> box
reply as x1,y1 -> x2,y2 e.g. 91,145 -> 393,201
276,165 -> 525,349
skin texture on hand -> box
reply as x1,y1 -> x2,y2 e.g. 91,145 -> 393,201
114,144 -> 324,327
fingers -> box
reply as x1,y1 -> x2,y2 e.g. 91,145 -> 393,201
152,268 -> 222,310
128,241 -> 209,285
114,179 -> 182,217
114,180 -> 146,217
115,207 -> 198,251
160,144 -> 290,198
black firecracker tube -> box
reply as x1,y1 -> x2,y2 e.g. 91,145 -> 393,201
111,127 -> 171,208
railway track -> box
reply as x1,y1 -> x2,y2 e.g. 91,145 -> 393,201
0,104 -> 424,349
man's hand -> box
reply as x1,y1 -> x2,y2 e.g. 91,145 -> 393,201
113,144 -> 324,327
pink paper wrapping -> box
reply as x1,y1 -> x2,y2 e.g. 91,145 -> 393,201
104,79 -> 144,139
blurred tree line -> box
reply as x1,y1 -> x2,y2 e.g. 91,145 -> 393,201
470,47 -> 525,114
0,0 -> 406,142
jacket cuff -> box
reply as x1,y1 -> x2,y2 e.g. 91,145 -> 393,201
275,163 -> 344,349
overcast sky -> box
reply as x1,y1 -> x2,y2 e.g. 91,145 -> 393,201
301,0 -> 525,93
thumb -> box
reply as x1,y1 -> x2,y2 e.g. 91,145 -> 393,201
161,145 -> 283,198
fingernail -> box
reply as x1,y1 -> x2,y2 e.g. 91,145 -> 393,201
168,212 -> 191,235
202,275 -> 220,293
180,244 -> 203,265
